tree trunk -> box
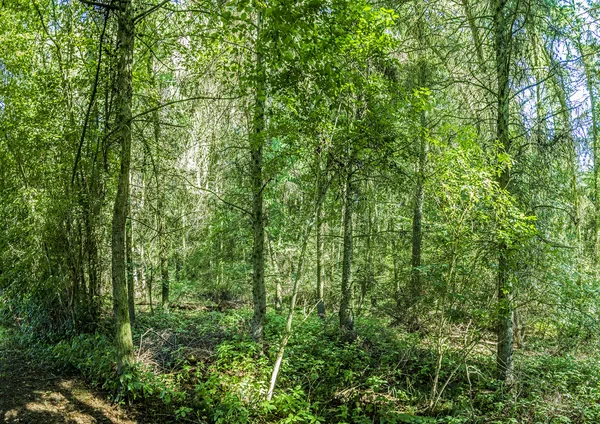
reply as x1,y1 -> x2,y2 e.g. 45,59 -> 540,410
151,98 -> 169,311
126,209 -> 135,327
408,5 -> 428,326
494,0 -> 514,383
339,167 -> 355,338
160,245 -> 169,311
267,218 -> 312,400
148,265 -> 154,314
251,9 -> 267,345
316,150 -> 326,318
409,131 -> 426,319
111,0 -> 135,373
545,45 -> 581,256
577,40 -> 599,264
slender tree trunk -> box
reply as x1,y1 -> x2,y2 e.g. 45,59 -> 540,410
390,219 -> 401,312
339,167 -> 355,338
267,172 -> 330,399
316,150 -> 327,318
85,152 -> 102,322
460,0 -> 485,68
494,0 -> 514,383
176,252 -> 182,282
267,221 -> 312,400
268,236 -> 283,312
251,9 -> 267,344
408,5 -> 428,326
577,41 -> 599,264
160,243 -> 169,310
152,103 -> 169,311
126,209 -> 135,327
111,0 -> 135,373
148,265 -> 154,314
546,45 -> 581,255
409,127 -> 426,317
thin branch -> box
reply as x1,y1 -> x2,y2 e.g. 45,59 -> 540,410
72,9 -> 109,186
133,94 -> 244,121
79,0 -> 117,10
134,0 -> 171,23
103,94 -> 244,143
177,174 -> 252,217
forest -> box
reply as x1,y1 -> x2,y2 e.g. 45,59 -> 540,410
1,0 -> 600,422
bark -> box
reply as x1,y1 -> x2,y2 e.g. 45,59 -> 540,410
409,125 -> 426,315
267,220 -> 312,400
460,0 -> 485,69
268,236 -> 283,312
577,41 -> 599,263
358,198 -> 374,315
339,167 -> 355,338
175,252 -> 182,282
148,265 -> 154,314
494,0 -> 514,383
390,219 -> 401,311
85,116 -> 103,321
545,45 -> 581,253
126,211 -> 135,326
111,0 -> 135,372
160,245 -> 169,311
315,150 -> 327,318
251,9 -> 267,344
152,101 -> 169,311
408,4 -> 428,325
267,172 -> 329,399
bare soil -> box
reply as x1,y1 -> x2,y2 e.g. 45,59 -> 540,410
0,344 -> 149,423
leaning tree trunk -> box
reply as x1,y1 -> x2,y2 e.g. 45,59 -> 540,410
494,0 -> 514,383
111,0 -> 135,373
339,166 -> 355,338
250,9 -> 267,345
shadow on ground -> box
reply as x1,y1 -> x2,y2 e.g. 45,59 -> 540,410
0,346 -> 140,423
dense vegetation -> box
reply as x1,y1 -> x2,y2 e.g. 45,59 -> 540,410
2,0 -> 600,422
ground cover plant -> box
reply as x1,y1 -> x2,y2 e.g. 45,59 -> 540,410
3,0 -> 600,422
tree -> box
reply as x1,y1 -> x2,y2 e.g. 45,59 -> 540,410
111,0 -> 136,372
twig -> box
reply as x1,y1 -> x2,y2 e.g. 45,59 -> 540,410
134,0 -> 171,23
79,0 -> 117,10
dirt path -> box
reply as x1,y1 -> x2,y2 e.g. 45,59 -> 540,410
0,343 -> 145,423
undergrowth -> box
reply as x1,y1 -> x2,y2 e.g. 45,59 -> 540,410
6,305 -> 600,423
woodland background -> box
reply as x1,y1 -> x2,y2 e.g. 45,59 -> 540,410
2,0 -> 600,422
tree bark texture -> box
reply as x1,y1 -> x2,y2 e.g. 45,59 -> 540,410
251,9 -> 267,344
339,167 -> 355,337
111,0 -> 135,372
494,0 -> 514,383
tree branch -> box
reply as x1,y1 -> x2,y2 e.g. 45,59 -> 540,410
79,0 -> 118,10
132,94 -> 244,121
79,0 -> 117,10
72,9 -> 109,186
134,0 -> 171,23
177,174 -> 252,217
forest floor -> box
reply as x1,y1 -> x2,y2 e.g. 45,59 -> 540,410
0,327 -> 143,424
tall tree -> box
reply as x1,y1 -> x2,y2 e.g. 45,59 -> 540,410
111,0 -> 135,372
250,7 -> 267,344
493,0 -> 515,382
